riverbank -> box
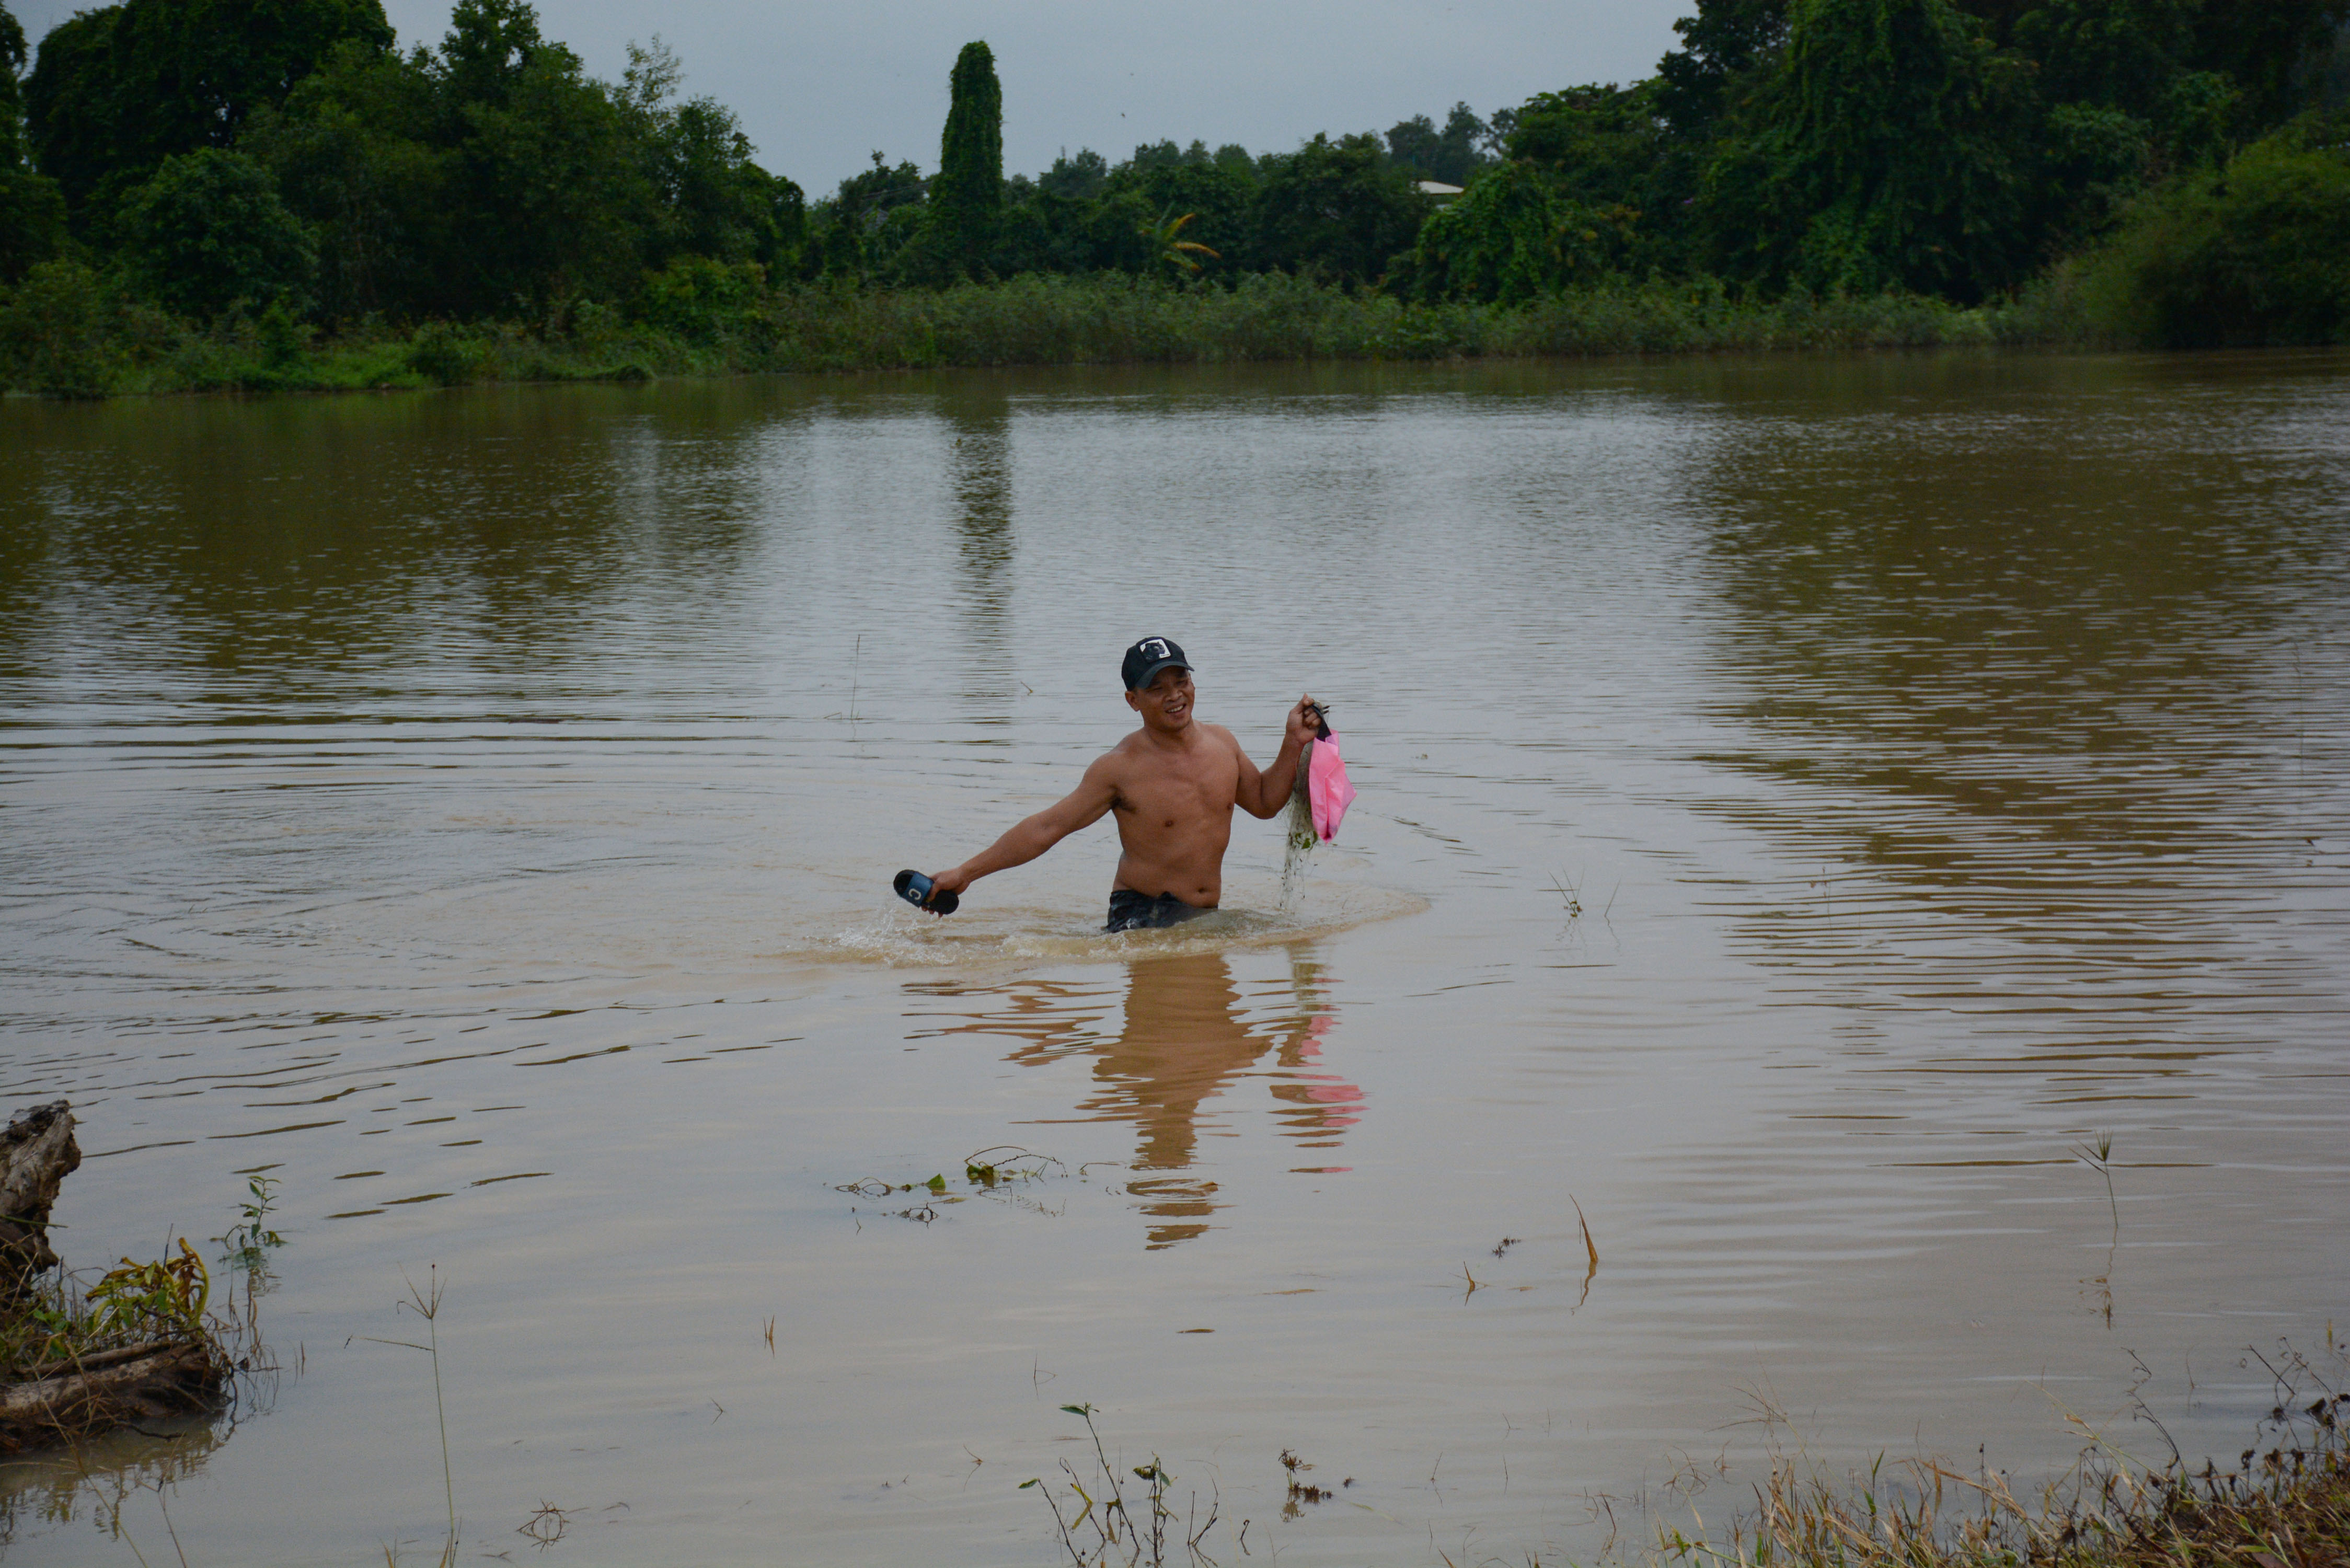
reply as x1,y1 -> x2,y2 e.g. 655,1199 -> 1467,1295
0,265 -> 2104,400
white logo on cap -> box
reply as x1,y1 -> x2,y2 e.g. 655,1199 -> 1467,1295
1141,639 -> 1170,660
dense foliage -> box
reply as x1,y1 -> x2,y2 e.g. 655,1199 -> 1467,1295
1,0 -> 2346,391
1406,0 -> 2349,312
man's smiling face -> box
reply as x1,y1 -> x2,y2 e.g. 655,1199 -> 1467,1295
1126,666 -> 1195,733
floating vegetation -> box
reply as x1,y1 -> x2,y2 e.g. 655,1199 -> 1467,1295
834,1147 -> 1071,1226
518,1501 -> 573,1547
1573,1194 -> 1601,1309
1281,1447 -> 1332,1515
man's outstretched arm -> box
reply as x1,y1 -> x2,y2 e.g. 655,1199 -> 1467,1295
1234,695 -> 1323,820
930,756 -> 1121,896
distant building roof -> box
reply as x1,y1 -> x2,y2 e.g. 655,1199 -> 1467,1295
1415,180 -> 1465,199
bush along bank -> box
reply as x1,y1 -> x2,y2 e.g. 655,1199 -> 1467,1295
0,265 -> 2105,399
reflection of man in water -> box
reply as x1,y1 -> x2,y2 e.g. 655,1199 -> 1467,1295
1081,950 -> 1363,1241
928,636 -> 1320,931
920,950 -> 1363,1248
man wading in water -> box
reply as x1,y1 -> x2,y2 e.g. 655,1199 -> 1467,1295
926,637 -> 1321,932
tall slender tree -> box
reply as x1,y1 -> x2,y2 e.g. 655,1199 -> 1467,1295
931,40 -> 1001,274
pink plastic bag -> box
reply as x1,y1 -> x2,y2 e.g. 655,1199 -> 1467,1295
1308,733 -> 1356,842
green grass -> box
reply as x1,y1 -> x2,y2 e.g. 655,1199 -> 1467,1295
1,268 -> 2107,401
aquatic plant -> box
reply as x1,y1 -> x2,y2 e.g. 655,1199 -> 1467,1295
834,1147 -> 1070,1226
215,1171 -> 287,1276
360,1267 -> 457,1567
1021,1401 -> 1220,1567
2073,1130 -> 2119,1240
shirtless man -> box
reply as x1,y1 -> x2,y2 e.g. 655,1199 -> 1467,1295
926,636 -> 1321,931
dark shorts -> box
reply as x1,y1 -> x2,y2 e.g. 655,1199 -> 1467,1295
1105,890 -> 1207,932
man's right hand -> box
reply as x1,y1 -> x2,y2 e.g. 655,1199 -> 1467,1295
928,866 -> 974,899
1285,694 -> 1323,750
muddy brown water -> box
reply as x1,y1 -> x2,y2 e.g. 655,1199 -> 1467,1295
2,353 -> 2346,1564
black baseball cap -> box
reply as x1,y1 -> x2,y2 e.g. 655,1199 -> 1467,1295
1121,636 -> 1192,690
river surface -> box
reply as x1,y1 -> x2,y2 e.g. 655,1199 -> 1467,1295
2,353 -> 2346,1565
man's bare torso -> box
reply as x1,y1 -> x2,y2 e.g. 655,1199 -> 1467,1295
925,659 -> 1311,918
1101,724 -> 1249,906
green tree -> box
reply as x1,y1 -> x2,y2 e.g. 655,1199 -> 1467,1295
442,37 -> 655,310
244,1 -> 738,318
1404,158 -> 1639,301
1402,81 -> 1695,296
1248,132 -> 1429,284
1385,103 -> 1492,185
240,39 -> 451,319
1,2 -> 67,279
1037,147 -> 1107,200
928,40 -> 1001,276
19,7 -> 121,216
1653,0 -> 1791,136
435,0 -> 541,110
24,0 -> 391,215
1508,82 -> 1684,217
811,151 -> 925,279
2009,0 -> 2196,119
616,39 -> 802,271
1707,0 -> 2028,298
1099,151 -> 1253,269
117,147 -> 317,316
2078,106 -> 2350,343
2190,0 -> 2348,125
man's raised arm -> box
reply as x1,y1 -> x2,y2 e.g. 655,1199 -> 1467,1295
1234,695 -> 1324,820
929,755 -> 1122,897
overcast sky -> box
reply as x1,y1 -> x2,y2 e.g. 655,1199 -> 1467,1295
11,0 -> 1697,195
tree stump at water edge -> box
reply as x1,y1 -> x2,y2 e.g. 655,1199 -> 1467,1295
0,1101 -> 228,1455
0,1340 -> 224,1455
1,1101 -> 78,1304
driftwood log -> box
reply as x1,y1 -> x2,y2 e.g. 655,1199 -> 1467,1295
0,1341 -> 223,1455
1,1100 -> 78,1304
1,1102 -> 228,1455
